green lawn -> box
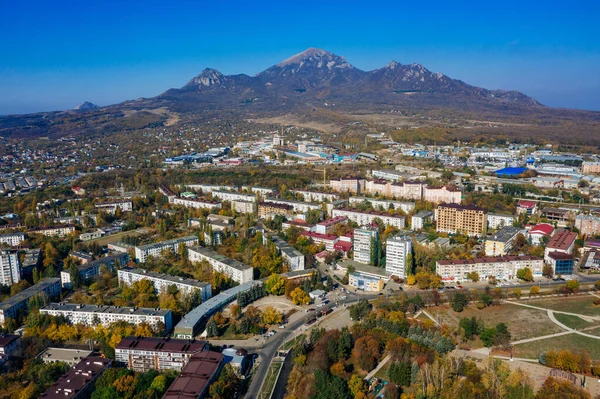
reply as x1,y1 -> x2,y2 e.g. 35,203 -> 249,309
512,334 -> 600,361
374,358 -> 393,381
554,313 -> 595,330
86,228 -> 147,246
258,362 -> 283,399
527,296 -> 600,317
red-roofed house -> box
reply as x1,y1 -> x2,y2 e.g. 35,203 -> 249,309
334,240 -> 353,257
527,223 -> 555,245
517,200 -> 537,215
314,216 -> 348,235
544,229 -> 577,263
300,231 -> 338,251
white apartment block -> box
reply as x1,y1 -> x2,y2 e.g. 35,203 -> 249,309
40,303 -> 173,332
364,180 -> 391,196
60,253 -> 129,289
0,250 -> 20,287
0,278 -> 61,324
371,169 -> 405,181
332,209 -> 406,229
290,190 -> 339,203
28,225 -> 76,237
134,236 -> 199,263
487,213 -> 515,230
436,256 -> 543,281
269,237 -> 305,271
172,197 -> 222,210
411,211 -> 434,231
94,200 -> 133,214
232,200 -> 256,214
185,184 -> 237,193
329,177 -> 366,194
0,233 -> 25,247
187,246 -> 254,284
353,227 -> 378,264
386,234 -> 412,278
423,186 -> 462,204
117,267 -> 212,301
250,187 -> 275,196
211,190 -> 256,203
349,197 -> 415,214
263,198 -> 322,213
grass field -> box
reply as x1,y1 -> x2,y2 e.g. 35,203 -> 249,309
512,334 -> 600,360
554,313 -> 595,330
527,296 -> 600,317
259,362 -> 283,399
86,228 -> 149,246
428,304 -> 563,341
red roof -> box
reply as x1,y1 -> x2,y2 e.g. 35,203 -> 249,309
301,231 -> 338,241
546,229 -> 577,251
529,223 -> 554,236
518,200 -> 537,208
334,241 -> 352,252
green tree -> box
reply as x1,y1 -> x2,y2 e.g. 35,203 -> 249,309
451,292 -> 468,312
206,317 -> 219,337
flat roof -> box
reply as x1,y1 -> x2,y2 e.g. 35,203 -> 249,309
163,351 -> 224,399
437,255 -> 542,266
136,235 -> 198,251
337,260 -> 389,278
41,303 -> 171,317
188,246 -> 252,271
118,267 -> 210,288
0,278 -> 60,312
39,357 -> 111,399
488,226 -> 520,243
37,347 -> 93,364
0,334 -> 20,348
116,336 -> 207,353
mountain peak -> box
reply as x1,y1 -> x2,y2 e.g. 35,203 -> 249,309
188,68 -> 226,87
277,48 -> 329,67
74,101 -> 98,111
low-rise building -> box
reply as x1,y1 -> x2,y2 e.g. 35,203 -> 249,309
39,357 -> 111,399
544,229 -> 577,263
118,267 -> 212,301
290,190 -> 339,203
211,190 -> 256,203
134,236 -> 199,263
263,198 -> 322,214
332,208 -> 406,229
79,230 -> 103,241
349,196 -> 415,214
28,224 -> 76,237
0,278 -> 61,324
527,223 -> 555,246
115,336 -> 208,372
38,347 -> 93,366
41,303 -> 173,332
269,236 -> 305,271
487,213 -> 515,230
547,252 -> 574,275
94,200 -> 133,214
314,216 -> 348,235
172,197 -> 222,210
188,246 -> 254,284
163,351 -> 224,399
411,210 -> 434,231
300,231 -> 338,251
485,226 -> 520,256
517,200 -> 537,215
0,232 -> 24,247
349,272 -> 384,292
61,253 -> 129,289
0,334 -> 21,363
436,256 -> 543,281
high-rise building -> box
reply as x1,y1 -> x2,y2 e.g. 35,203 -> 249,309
0,250 -> 20,287
435,204 -> 487,237
386,234 -> 412,278
353,227 -> 378,264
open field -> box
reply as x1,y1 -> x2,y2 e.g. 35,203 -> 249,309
554,313 -> 596,330
512,334 -> 600,360
85,228 -> 149,246
427,304 -> 563,341
527,296 -> 600,317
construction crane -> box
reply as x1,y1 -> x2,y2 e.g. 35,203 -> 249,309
314,168 -> 327,186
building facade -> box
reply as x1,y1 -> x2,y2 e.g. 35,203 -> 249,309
0,233 -> 25,247
0,278 -> 61,324
386,234 -> 413,278
39,357 -> 111,399
575,214 -> 600,237
436,256 -> 543,281
544,229 -> 577,263
487,213 -> 515,230
423,186 -> 462,204
188,246 -> 254,284
349,272 -> 384,292
332,208 -> 406,229
118,267 -> 212,300
94,200 -> 133,214
353,227 -> 378,265
329,177 -> 366,194
485,226 -> 520,256
134,236 -> 199,263
60,253 -> 129,289
435,204 -> 487,237
0,250 -> 20,287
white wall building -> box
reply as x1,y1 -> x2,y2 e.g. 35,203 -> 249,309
332,208 -> 405,229
0,250 -> 20,287
94,200 -> 133,214
487,213 -> 515,230
117,267 -> 212,301
349,197 -> 415,214
386,234 -> 412,278
134,236 -> 199,263
188,246 -> 254,284
353,227 -> 378,264
436,256 -> 543,281
232,200 -> 256,214
172,197 -> 221,210
211,190 -> 256,203
0,233 -> 25,247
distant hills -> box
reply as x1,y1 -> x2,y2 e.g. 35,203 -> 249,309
1,48 -> 599,141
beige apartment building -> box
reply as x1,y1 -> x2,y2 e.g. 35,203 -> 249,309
435,204 -> 487,237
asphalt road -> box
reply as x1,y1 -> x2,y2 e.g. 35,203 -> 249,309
244,293 -> 359,399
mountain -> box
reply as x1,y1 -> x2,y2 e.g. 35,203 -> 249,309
74,101 -> 99,111
2,47 -> 599,141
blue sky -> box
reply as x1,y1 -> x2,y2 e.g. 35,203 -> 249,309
1,0 -> 599,114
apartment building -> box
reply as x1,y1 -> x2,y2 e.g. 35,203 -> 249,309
332,208 -> 406,229
94,200 -> 133,214
582,162 -> 600,174
39,357 -> 111,399
390,181 -> 426,201
172,197 -> 222,210
211,190 -> 256,203
188,246 -> 254,284
269,236 -> 305,271
575,214 -> 600,237
485,226 -> 520,256
546,252 -> 574,275
163,350 -> 225,399
232,199 -> 256,214
386,234 -> 413,278
117,267 -> 212,301
329,177 -> 366,194
300,231 -> 338,251
371,169 -> 405,181
115,336 -> 208,372
0,250 -> 20,287
544,229 -> 577,263
134,235 -> 199,263
364,179 -> 391,196
60,252 -> 129,289
41,303 -> 173,332
290,190 -> 339,203
436,256 -> 543,281
258,202 -> 294,219
0,278 -> 61,324
28,224 -> 76,237
435,204 -> 487,237
263,198 -> 322,213
0,232 -> 25,247
0,334 -> 21,361
424,186 -> 462,204
349,196 -> 415,214
353,227 -> 378,264
487,213 -> 515,230
349,272 -> 384,292
516,200 -> 537,215
314,216 -> 348,235
411,210 -> 434,231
